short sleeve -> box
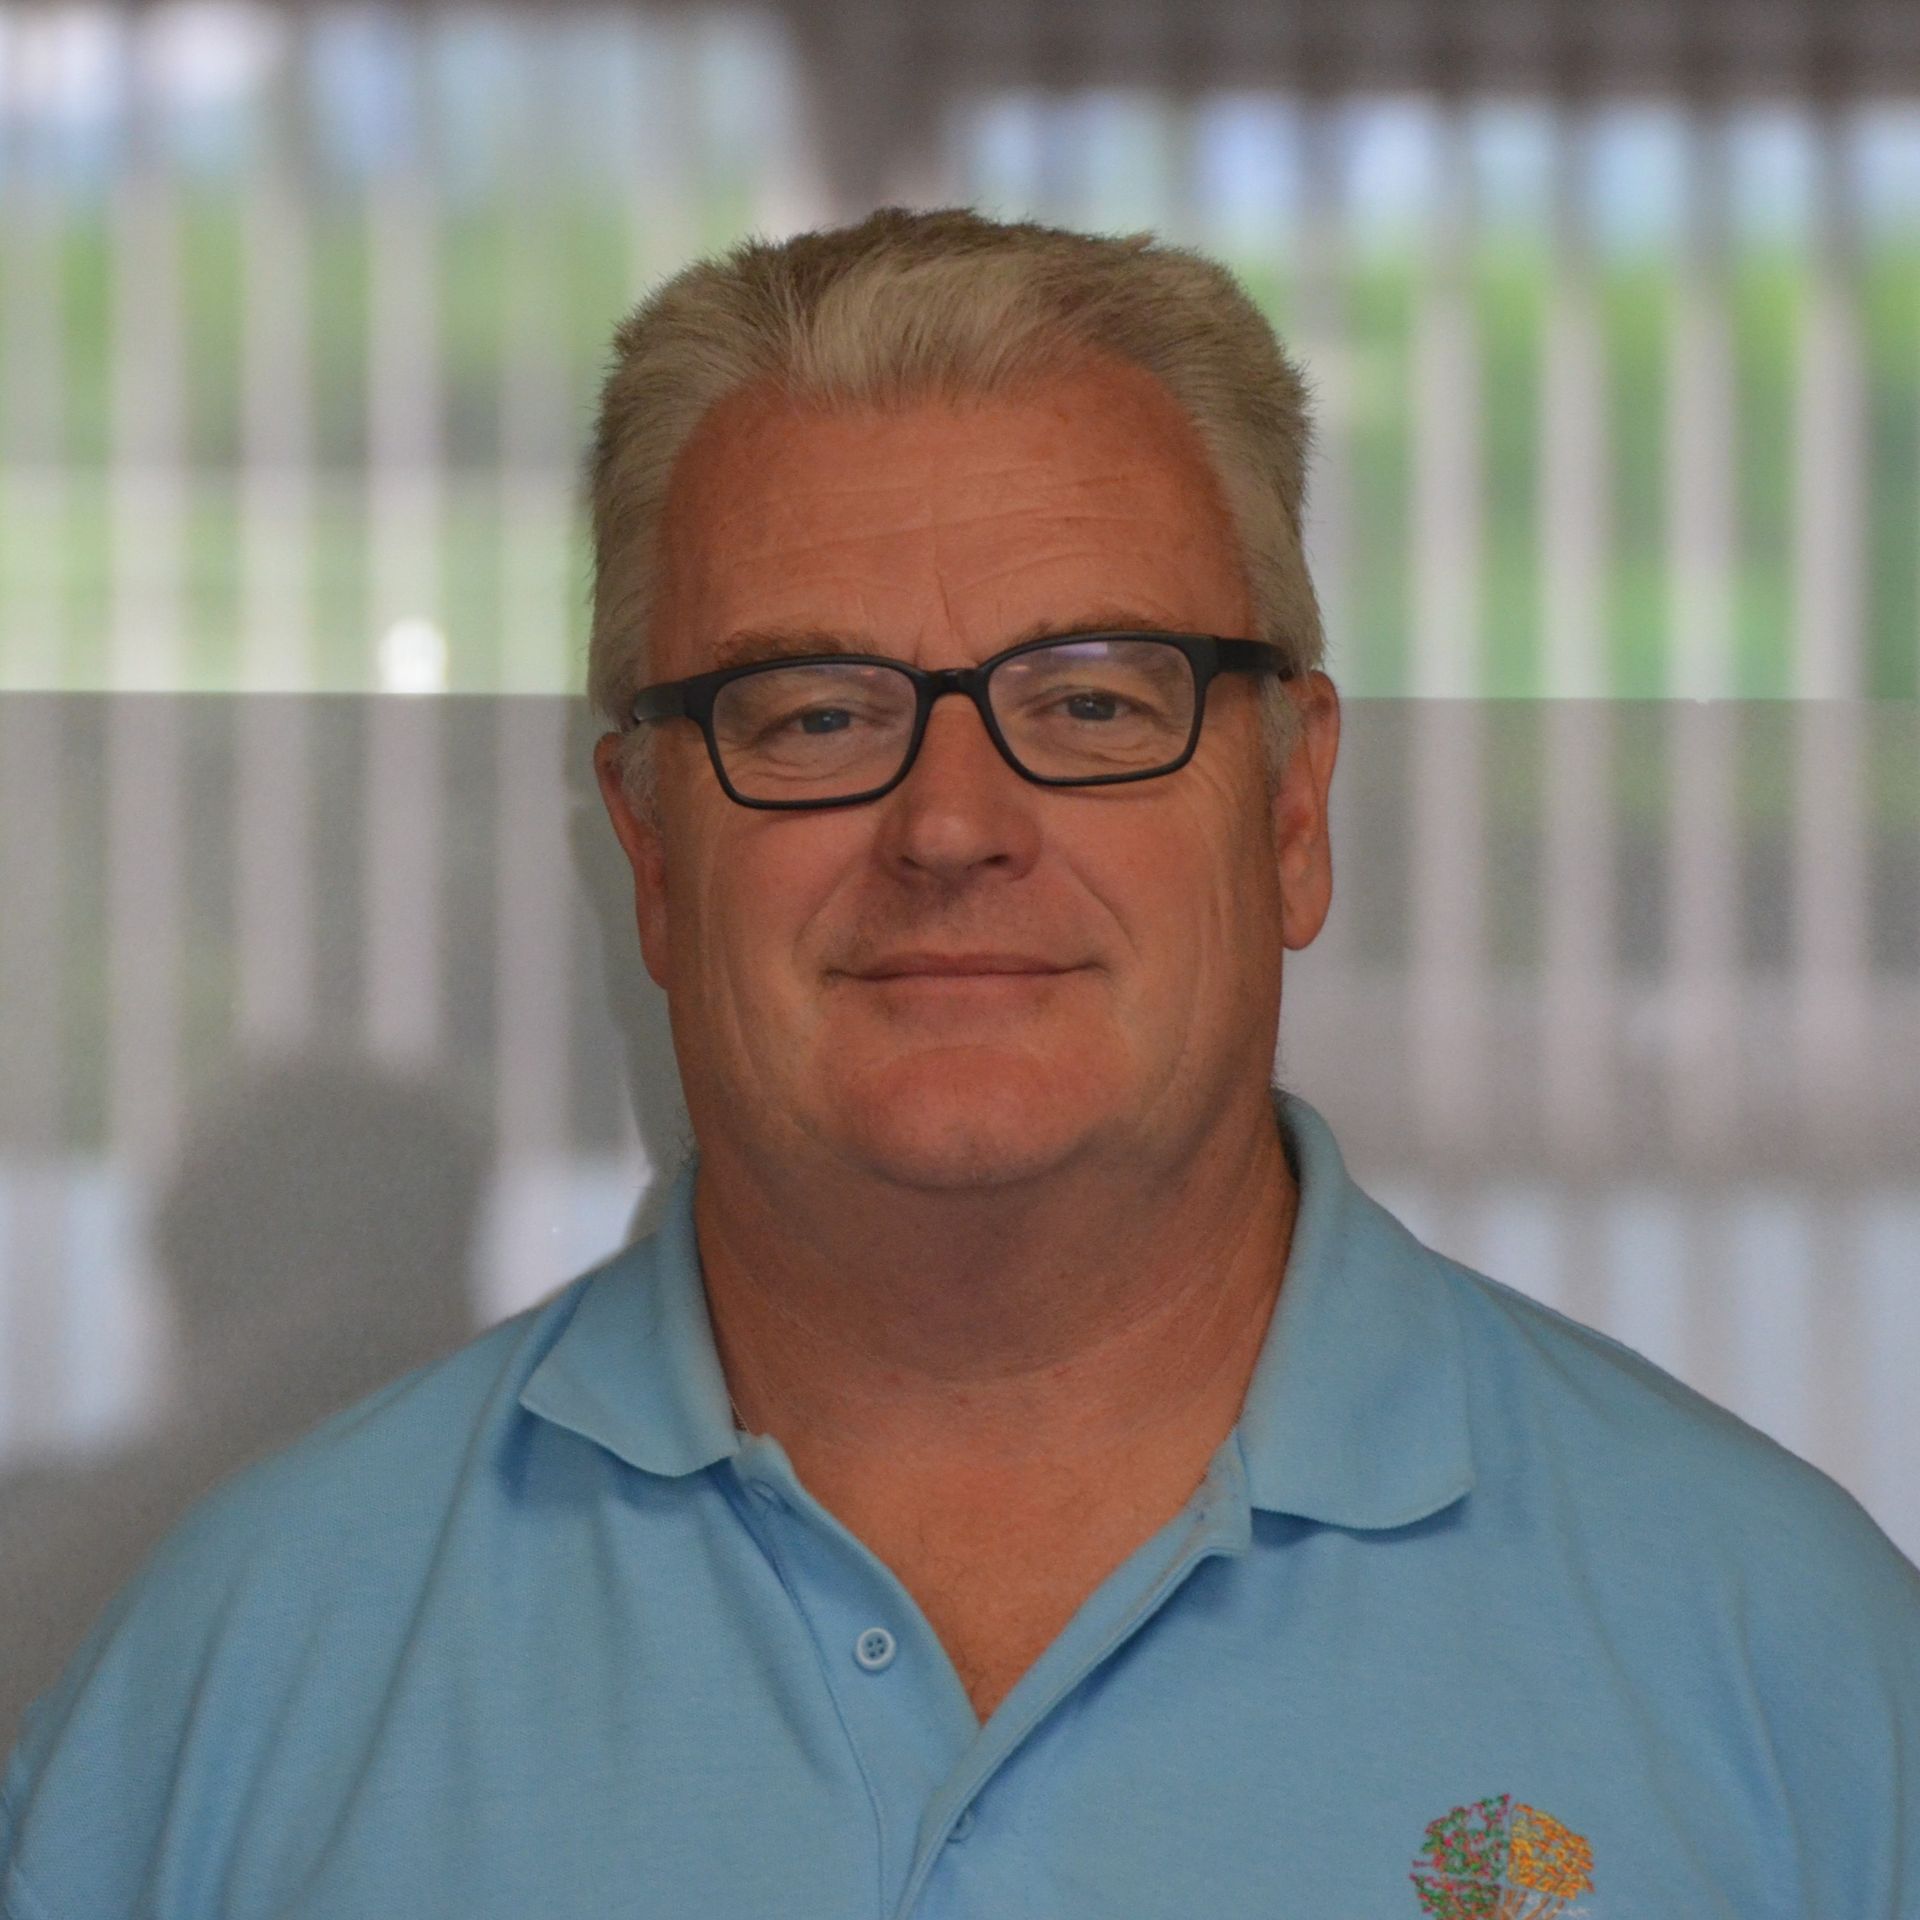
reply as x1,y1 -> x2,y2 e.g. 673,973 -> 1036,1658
0,1470 -> 275,1920
4,1725 -> 64,1920
1752,1480 -> 1920,1915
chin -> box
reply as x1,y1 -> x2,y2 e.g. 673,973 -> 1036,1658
824,1050 -> 1116,1190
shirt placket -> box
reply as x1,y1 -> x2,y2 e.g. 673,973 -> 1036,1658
895,1443 -> 1254,1920
728,1430 -> 1256,1920
726,1432 -> 980,1911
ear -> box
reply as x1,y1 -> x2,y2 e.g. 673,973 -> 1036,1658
1269,672 -> 1341,951
592,732 -> 673,992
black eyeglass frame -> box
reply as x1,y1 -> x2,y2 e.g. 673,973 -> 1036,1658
624,631 -> 1301,811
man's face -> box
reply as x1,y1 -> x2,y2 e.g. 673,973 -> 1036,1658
593,355 -> 1339,1193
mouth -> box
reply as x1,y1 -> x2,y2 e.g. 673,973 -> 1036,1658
858,968 -> 1078,983
851,954 -> 1084,981
844,966 -> 1091,1004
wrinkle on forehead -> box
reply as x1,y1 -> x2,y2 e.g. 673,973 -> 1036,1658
706,505 -> 1194,582
654,358 -> 1253,672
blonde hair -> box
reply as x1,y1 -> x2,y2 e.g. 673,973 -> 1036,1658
585,206 -> 1325,823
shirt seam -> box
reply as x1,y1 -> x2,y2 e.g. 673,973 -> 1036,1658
2,1761 -> 56,1920
2,1856 -> 58,1920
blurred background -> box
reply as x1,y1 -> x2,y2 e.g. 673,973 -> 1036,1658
1,0 -> 1917,1748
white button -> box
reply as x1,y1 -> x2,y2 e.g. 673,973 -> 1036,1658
853,1626 -> 896,1671
750,1481 -> 782,1506
948,1807 -> 975,1843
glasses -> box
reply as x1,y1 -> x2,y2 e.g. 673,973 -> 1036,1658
625,631 -> 1299,810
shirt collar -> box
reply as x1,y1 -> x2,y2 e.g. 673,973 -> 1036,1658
1234,1093 -> 1475,1529
517,1155 -> 740,1479
518,1093 -> 1475,1530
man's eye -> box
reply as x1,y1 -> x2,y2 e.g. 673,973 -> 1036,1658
1053,692 -> 1130,722
789,706 -> 858,734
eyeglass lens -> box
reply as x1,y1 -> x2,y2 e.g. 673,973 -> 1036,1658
709,637 -> 1197,803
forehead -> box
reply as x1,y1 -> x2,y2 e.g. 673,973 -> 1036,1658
652,356 -> 1252,673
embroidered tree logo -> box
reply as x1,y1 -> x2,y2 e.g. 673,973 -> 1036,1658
1409,1792 -> 1595,1918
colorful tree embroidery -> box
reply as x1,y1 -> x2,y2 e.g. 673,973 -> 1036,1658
1508,1803 -> 1595,1904
1410,1794 -> 1595,1919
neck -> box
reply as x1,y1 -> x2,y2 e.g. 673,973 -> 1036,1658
693,1087 -> 1298,1496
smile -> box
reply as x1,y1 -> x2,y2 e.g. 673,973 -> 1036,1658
859,969 -> 1077,985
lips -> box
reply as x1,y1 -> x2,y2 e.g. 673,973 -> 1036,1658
856,954 -> 1072,978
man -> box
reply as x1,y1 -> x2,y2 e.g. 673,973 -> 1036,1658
4,207 -> 1916,1918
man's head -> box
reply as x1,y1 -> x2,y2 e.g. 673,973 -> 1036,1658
587,206 -> 1339,1196
589,208 -> 1327,822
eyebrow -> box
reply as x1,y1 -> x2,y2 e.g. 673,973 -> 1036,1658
707,609 -> 1186,673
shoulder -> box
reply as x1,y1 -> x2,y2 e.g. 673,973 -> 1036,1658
7,1268 -> 596,1769
1427,1228 -> 1920,1639
169,1275 -> 587,1574
0,1271 -> 616,1916
1420,1232 -> 1920,1906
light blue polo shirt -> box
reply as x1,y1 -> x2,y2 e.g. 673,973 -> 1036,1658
5,1093 -> 1917,1919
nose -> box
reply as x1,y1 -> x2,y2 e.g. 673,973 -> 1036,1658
909,687 -> 1016,785
874,686 -> 1041,877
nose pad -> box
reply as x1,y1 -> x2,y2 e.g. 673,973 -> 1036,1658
907,689 -> 1019,786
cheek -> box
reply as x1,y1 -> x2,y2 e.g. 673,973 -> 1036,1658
1058,811 -> 1224,980
699,834 -> 842,1002
1135,790 -> 1278,984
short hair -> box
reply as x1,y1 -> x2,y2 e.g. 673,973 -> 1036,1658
585,206 -> 1326,823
